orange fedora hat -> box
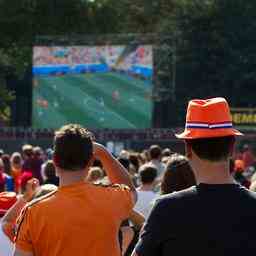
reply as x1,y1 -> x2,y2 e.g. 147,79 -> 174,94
176,97 -> 243,139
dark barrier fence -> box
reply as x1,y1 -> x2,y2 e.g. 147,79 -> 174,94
0,127 -> 253,153
0,128 -> 180,153
0,128 -> 176,140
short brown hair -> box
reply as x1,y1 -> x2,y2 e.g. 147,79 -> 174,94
139,165 -> 157,184
54,124 -> 93,171
149,145 -> 162,160
161,154 -> 196,194
187,136 -> 234,162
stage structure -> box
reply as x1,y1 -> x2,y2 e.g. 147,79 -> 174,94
8,33 -> 256,132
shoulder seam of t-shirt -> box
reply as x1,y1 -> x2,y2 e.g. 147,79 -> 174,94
14,206 -> 29,242
14,190 -> 58,241
27,190 -> 58,208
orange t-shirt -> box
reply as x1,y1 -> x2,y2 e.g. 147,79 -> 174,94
15,182 -> 134,256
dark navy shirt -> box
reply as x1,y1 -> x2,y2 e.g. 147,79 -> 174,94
135,183 -> 256,256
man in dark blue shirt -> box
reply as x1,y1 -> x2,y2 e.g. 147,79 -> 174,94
133,98 -> 256,256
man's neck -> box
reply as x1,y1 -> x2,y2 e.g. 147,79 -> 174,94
193,160 -> 234,185
59,169 -> 87,187
138,183 -> 154,191
150,159 -> 160,164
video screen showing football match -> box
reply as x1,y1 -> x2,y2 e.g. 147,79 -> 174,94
32,45 -> 153,129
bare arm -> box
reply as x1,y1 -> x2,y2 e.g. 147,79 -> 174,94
129,210 -> 145,230
1,197 -> 27,241
121,226 -> 135,256
94,143 -> 137,203
2,179 -> 39,241
13,248 -> 33,256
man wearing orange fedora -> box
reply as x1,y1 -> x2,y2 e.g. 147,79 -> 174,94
133,97 -> 256,256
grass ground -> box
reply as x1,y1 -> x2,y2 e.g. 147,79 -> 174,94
32,72 -> 152,129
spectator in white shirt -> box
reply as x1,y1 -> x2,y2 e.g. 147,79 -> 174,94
134,165 -> 157,219
148,145 -> 165,177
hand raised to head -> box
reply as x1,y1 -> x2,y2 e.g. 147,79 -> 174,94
23,178 -> 40,202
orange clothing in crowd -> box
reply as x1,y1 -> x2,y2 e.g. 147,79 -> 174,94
15,182 -> 134,256
11,167 -> 22,192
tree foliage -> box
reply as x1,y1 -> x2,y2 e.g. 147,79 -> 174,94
156,0 -> 256,124
1,0 -> 256,125
0,80 -> 14,124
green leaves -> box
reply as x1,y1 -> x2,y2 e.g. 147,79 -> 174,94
0,0 -> 256,125
0,81 -> 15,124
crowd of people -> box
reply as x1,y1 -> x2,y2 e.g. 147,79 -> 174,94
1,97 -> 256,255
33,46 -> 152,68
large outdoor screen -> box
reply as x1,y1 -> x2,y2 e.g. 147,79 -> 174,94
32,45 -> 153,129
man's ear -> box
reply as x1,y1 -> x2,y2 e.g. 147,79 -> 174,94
53,153 -> 59,167
185,140 -> 192,159
229,137 -> 236,157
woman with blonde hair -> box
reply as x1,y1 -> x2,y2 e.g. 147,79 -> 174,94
10,153 -> 23,193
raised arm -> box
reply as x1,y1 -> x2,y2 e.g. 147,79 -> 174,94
93,143 -> 137,203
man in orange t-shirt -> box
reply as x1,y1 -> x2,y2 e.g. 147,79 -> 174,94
14,124 -> 137,256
